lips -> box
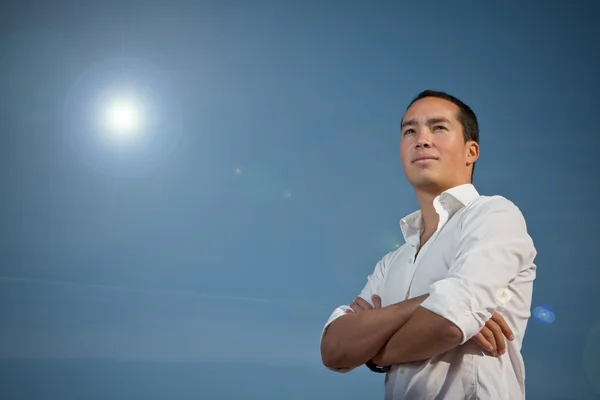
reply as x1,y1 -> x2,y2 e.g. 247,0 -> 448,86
411,155 -> 438,163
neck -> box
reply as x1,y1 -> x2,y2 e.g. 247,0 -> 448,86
415,190 -> 440,237
414,181 -> 467,234
414,181 -> 471,240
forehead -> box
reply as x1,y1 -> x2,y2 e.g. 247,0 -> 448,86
402,97 -> 460,124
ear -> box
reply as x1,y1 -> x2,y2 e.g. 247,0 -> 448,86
466,141 -> 479,166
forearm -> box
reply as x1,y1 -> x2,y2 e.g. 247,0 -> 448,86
372,306 -> 463,366
321,295 -> 427,370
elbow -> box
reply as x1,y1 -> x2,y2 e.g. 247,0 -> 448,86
320,340 -> 341,370
321,352 -> 338,370
441,322 -> 464,346
320,336 -> 350,371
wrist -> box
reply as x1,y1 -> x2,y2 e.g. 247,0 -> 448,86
389,302 -> 412,321
370,349 -> 387,367
388,295 -> 425,319
365,359 -> 391,373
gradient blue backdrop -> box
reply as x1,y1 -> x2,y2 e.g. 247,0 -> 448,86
1,1 -> 599,399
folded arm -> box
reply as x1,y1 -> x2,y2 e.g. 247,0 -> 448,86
372,198 -> 536,367
321,294 -> 427,371
371,306 -> 462,366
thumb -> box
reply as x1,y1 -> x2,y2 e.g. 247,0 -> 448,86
372,294 -> 382,308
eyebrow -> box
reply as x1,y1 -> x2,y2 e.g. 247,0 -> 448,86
401,117 -> 452,129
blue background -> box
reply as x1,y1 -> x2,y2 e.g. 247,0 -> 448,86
0,1 -> 599,399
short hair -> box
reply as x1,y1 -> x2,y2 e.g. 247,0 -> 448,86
405,90 -> 479,179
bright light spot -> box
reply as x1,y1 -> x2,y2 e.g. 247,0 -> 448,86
235,167 -> 242,175
104,97 -> 143,136
533,305 -> 555,325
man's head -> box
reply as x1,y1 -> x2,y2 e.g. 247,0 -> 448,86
399,90 -> 480,193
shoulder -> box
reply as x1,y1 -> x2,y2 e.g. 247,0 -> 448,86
372,245 -> 409,274
380,245 -> 409,265
460,194 -> 531,235
465,195 -> 526,221
469,194 -> 520,212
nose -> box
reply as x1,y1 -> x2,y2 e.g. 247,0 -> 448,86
415,129 -> 432,149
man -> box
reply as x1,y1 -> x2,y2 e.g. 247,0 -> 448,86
320,90 -> 537,399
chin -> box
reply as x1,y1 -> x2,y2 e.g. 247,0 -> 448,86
413,180 -> 440,190
408,175 -> 445,191
407,171 -> 438,186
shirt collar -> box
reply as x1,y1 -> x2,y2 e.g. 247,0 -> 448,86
399,184 -> 480,244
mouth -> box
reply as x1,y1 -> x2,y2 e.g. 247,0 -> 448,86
411,155 -> 438,163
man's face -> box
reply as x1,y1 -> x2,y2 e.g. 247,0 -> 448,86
399,96 -> 478,192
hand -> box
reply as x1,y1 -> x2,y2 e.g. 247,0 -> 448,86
470,312 -> 514,356
347,294 -> 382,313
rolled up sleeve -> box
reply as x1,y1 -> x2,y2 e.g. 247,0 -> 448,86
319,306 -> 355,373
320,250 -> 395,372
420,197 -> 536,344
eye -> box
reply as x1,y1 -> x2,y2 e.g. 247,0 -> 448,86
403,129 -> 415,136
432,125 -> 447,132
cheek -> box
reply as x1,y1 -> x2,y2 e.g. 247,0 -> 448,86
399,139 -> 410,156
399,143 -> 410,165
438,140 -> 464,162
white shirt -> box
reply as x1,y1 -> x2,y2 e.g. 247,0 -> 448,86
321,184 -> 537,400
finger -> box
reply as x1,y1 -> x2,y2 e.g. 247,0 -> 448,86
487,320 -> 506,356
354,297 -> 374,310
491,312 -> 514,341
372,294 -> 382,309
471,332 -> 493,353
349,301 -> 365,313
480,326 -> 497,356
